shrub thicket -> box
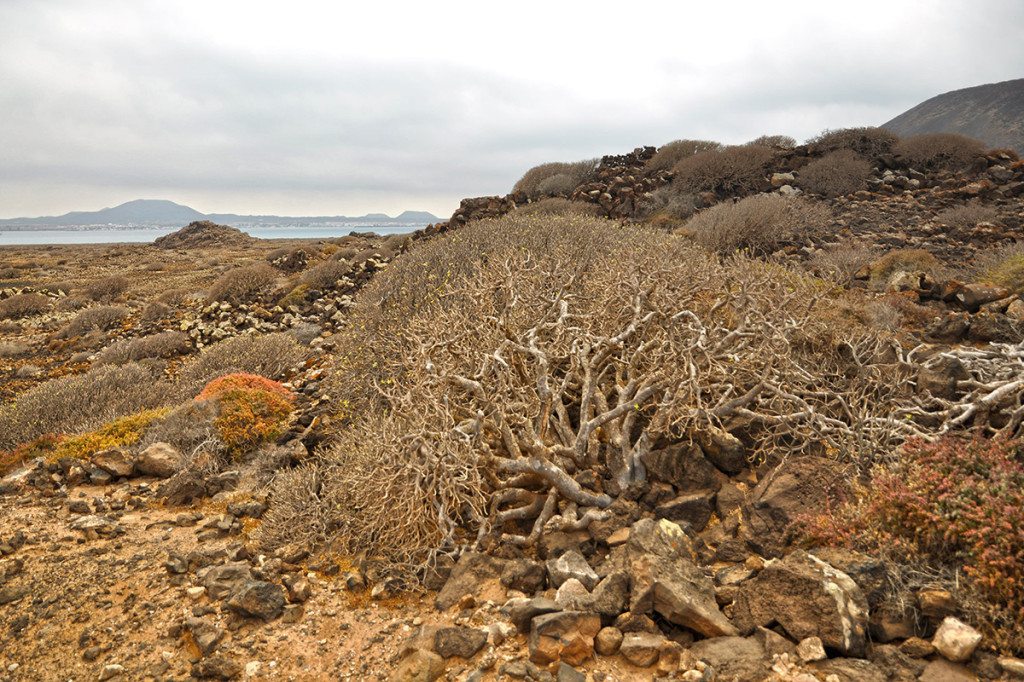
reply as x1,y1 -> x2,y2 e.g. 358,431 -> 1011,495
807,127 -> 900,157
58,305 -> 130,338
513,159 -> 598,199
644,139 -> 722,175
671,145 -> 775,196
300,259 -> 351,291
894,133 -> 986,172
680,193 -> 831,255
746,134 -> 796,150
0,293 -> 51,320
517,197 -> 602,217
96,331 -> 191,365
176,332 -> 306,397
797,150 -> 872,197
207,263 -> 277,304
800,436 -> 1024,652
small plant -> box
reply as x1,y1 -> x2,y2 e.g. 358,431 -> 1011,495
681,193 -> 831,255
96,331 -> 192,365
176,332 -> 305,397
867,249 -> 944,288
936,203 -> 999,229
196,373 -> 295,457
799,436 -> 1024,652
0,434 -> 61,476
517,197 -> 602,217
300,259 -> 351,291
894,133 -> 986,172
513,159 -> 599,199
797,150 -> 872,197
49,408 -> 170,461
0,293 -> 51,320
671,144 -> 776,196
207,263 -> 277,304
58,305 -> 130,338
634,185 -> 697,226
85,275 -> 129,302
974,243 -> 1024,294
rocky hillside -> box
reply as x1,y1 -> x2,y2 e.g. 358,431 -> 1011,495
883,79 -> 1024,153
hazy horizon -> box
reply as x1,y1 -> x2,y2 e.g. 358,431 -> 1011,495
2,1 -> 1023,219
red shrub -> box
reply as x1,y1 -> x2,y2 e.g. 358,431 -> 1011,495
800,436 -> 1024,651
196,373 -> 295,456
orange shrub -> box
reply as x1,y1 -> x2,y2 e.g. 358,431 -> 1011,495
0,434 -> 62,476
196,373 -> 295,456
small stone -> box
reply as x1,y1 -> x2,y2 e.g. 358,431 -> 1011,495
546,550 -> 598,591
619,632 -> 664,667
796,636 -> 826,662
932,616 -> 982,663
999,657 -> 1024,677
225,580 -> 285,621
594,627 -> 623,656
899,636 -> 934,658
99,664 -> 125,680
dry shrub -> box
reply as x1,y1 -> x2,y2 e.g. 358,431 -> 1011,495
671,144 -> 775,196
935,203 -> 999,229
267,247 -> 312,273
634,185 -> 698,225
798,150 -> 872,197
137,400 -> 221,457
85,275 -> 129,302
196,373 -> 295,457
0,363 -> 172,450
176,332 -> 306,397
807,127 -> 900,157
517,198 -> 601,217
58,305 -> 130,338
513,159 -> 599,199
644,139 -> 722,175
973,243 -> 1024,294
252,464 -> 330,553
800,436 -> 1024,653
0,341 -> 31,358
747,134 -> 796,150
49,408 -> 169,461
808,243 -> 875,284
300,259 -> 351,291
894,133 -> 986,172
207,263 -> 277,304
140,301 -> 173,325
867,249 -> 945,288
680,193 -> 831,255
96,331 -> 191,365
157,288 -> 192,305
0,293 -> 51,320
321,213 -> 901,582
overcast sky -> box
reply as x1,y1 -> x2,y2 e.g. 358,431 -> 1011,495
1,1 -> 1022,219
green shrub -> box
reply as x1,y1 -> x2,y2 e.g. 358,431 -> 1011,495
797,150 -> 872,197
894,133 -> 986,172
800,436 -> 1024,652
196,373 -> 295,457
207,263 -> 277,304
680,193 -> 831,255
807,127 -> 899,157
513,159 -> 599,199
0,293 -> 51,320
671,145 -> 776,196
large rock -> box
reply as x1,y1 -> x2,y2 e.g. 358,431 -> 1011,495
198,562 -> 254,600
389,649 -> 444,682
435,552 -> 506,611
956,283 -> 1010,311
732,550 -> 869,656
528,611 -> 601,666
654,491 -> 714,531
932,617 -> 982,663
502,597 -> 561,634
225,580 -> 285,620
639,443 -> 723,493
741,456 -> 849,557
433,626 -> 487,659
546,550 -> 598,591
618,632 -> 664,667
624,519 -> 737,637
92,448 -> 135,478
687,636 -> 771,681
135,442 -> 183,478
697,427 -> 747,474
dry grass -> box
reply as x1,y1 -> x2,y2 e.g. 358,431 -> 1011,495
935,203 -> 999,229
867,249 -> 945,288
746,134 -> 796,150
972,243 -> 1024,294
680,193 -> 831,255
96,330 -> 192,365
808,244 -> 875,285
797,150 -> 872,197
516,198 -> 601,217
634,185 -> 698,225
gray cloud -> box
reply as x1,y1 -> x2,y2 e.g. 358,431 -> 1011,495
1,0 -> 1022,218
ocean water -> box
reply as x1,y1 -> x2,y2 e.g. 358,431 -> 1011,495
0,223 -> 422,246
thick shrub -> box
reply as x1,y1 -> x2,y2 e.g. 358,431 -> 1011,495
867,249 -> 944,289
85,275 -> 129,302
252,463 -> 330,552
807,127 -> 900,157
936,203 -> 999,229
974,243 -> 1024,294
644,139 -> 722,175
634,185 -> 698,226
0,363 -> 172,449
0,293 -> 51,320
516,197 -> 601,217
49,408 -> 169,461
807,244 -> 875,285
140,301 -> 173,325
680,194 -> 831,255
207,263 -> 277,304
671,145 -> 775,196
196,373 -> 295,457
800,436 -> 1024,652
797,150 -> 872,197
176,332 -> 306,397
300,259 -> 351,291
513,159 -> 598,199
58,305 -> 130,338
746,134 -> 796,150
96,331 -> 192,365
894,133 -> 986,172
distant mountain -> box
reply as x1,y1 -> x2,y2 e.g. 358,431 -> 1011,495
0,200 -> 440,229
883,78 -> 1024,153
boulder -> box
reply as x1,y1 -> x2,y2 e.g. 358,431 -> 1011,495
198,562 -> 254,600
546,550 -> 598,591
433,626 -> 487,659
932,617 -> 982,663
225,580 -> 285,620
500,559 -> 546,594
92,448 -> 135,478
594,626 -> 623,656
731,551 -> 869,656
639,443 -> 722,493
687,636 -> 771,681
389,649 -> 444,682
587,572 -> 629,619
654,491 -> 714,531
956,283 -> 1010,311
916,659 -> 976,682
135,442 -> 183,478
502,597 -> 561,634
554,579 -> 590,610
528,611 -> 601,666
435,552 -> 506,611
618,632 -> 664,667
696,427 -> 746,474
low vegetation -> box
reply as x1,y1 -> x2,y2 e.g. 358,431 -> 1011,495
680,193 -> 831,255
58,305 -> 130,338
176,332 -> 306,397
0,293 -> 50,319
512,159 -> 598,199
643,139 -> 721,175
936,203 -> 999,229
797,149 -> 872,197
807,126 -> 900,157
671,144 -> 775,196
894,132 -> 986,171
195,373 -> 295,457
207,263 -> 277,304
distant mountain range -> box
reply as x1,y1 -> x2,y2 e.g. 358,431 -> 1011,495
0,199 -> 440,229
883,78 -> 1024,153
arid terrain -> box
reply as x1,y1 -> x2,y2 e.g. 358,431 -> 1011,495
3,129 -> 1024,682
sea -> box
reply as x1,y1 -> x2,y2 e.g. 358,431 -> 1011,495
0,223 -> 423,246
